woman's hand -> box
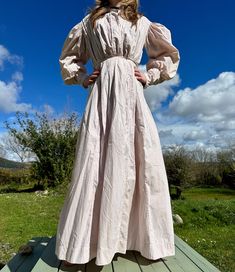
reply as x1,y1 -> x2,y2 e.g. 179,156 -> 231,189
134,68 -> 147,87
83,69 -> 101,88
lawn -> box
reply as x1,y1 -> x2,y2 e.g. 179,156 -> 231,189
172,187 -> 235,272
0,188 -> 66,266
0,186 -> 234,271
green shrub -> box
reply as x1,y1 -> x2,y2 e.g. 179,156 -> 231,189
4,111 -> 81,189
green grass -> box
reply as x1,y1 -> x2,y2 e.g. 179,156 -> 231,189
0,186 -> 234,272
172,187 -> 235,272
182,186 -> 235,200
0,189 -> 66,265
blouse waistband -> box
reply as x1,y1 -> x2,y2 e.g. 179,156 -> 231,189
95,55 -> 138,69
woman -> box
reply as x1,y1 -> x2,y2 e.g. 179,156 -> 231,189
55,0 -> 180,267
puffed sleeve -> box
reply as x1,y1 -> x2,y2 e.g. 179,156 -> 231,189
143,22 -> 180,88
59,21 -> 90,86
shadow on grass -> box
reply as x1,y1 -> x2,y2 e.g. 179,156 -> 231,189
0,183 -> 45,194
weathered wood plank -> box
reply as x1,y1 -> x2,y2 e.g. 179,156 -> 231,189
58,261 -> 85,272
162,246 -> 202,272
133,251 -> 170,272
0,235 -> 222,272
112,250 -> 140,272
150,259 -> 171,272
31,235 -> 60,271
174,235 -> 221,272
16,236 -> 51,272
0,237 -> 44,272
86,257 -> 113,271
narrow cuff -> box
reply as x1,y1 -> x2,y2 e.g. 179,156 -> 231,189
143,72 -> 151,89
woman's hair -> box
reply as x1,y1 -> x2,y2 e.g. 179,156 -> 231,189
87,0 -> 143,28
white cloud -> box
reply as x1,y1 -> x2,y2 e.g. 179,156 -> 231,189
183,129 -> 208,141
0,44 -> 31,113
145,71 -> 235,150
11,71 -> 23,82
0,44 -> 23,70
0,80 -> 32,113
42,104 -> 55,115
168,71 -> 235,123
157,122 -> 210,147
144,74 -> 180,112
0,45 -> 9,69
139,64 -> 181,111
159,129 -> 174,138
214,120 -> 235,132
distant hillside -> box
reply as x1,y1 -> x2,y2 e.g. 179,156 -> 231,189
0,157 -> 30,169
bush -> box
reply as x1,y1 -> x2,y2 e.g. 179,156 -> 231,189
0,168 -> 31,185
163,145 -> 194,199
4,110 -> 81,189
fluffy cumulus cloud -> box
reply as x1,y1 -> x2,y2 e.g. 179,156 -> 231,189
0,44 -> 32,113
183,129 -> 208,141
168,72 -> 235,123
145,74 -> 180,112
0,80 -> 32,113
139,67 -> 235,150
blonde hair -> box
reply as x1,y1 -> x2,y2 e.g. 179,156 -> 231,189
87,0 -> 143,28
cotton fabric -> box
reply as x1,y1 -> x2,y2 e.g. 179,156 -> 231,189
55,8 -> 180,266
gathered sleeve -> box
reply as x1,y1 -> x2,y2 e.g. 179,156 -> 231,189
143,22 -> 180,88
59,21 -> 90,86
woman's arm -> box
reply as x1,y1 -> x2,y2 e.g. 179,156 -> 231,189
143,22 -> 180,89
59,21 -> 90,87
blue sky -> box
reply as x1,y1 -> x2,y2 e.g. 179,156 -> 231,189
0,0 -> 235,160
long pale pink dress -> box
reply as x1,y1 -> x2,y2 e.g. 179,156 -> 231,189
55,7 -> 180,266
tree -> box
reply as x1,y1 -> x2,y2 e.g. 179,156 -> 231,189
4,110 -> 81,189
0,142 -> 6,158
216,147 -> 235,189
190,146 -> 216,163
163,145 -> 193,199
190,147 -> 222,186
1,134 -> 36,162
